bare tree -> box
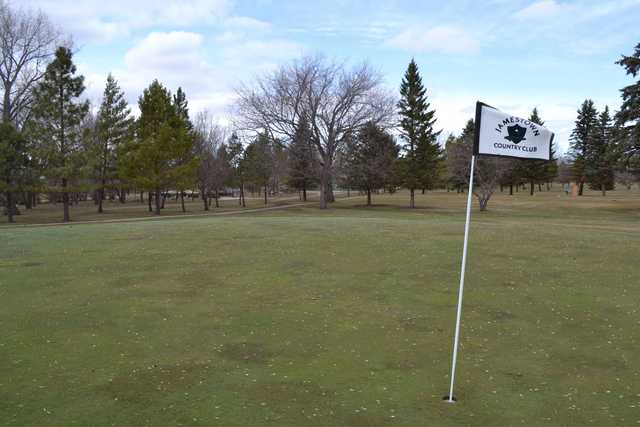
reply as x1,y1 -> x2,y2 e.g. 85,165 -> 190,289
193,111 -> 226,211
0,2 -> 60,127
236,55 -> 395,208
447,119 -> 507,211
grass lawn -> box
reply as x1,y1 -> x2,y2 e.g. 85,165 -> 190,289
1,189 -> 639,425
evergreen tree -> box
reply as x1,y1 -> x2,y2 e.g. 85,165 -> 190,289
569,99 -> 599,196
615,42 -> 640,168
586,106 -> 616,195
171,87 -> 196,212
345,122 -> 399,206
92,74 -> 133,213
288,118 -> 317,201
31,46 -> 89,222
243,132 -> 273,205
544,140 -> 559,187
118,80 -> 197,215
226,132 -> 246,207
516,108 -> 547,195
397,59 -> 440,208
0,123 -> 27,222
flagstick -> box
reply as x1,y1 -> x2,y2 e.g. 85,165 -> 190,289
446,154 -> 476,403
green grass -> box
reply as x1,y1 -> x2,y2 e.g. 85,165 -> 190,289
1,189 -> 639,425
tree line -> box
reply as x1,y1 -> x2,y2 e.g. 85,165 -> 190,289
1,2 -> 639,222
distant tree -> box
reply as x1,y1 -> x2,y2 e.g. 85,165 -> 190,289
171,87 -> 197,212
288,117 -> 317,201
226,132 -> 246,207
236,56 -> 394,209
193,111 -> 225,210
119,80 -> 197,215
30,46 -> 89,222
450,119 -> 504,211
445,134 -> 467,193
586,106 -> 616,195
345,122 -> 399,205
516,108 -> 547,195
0,2 -> 60,127
243,132 -> 273,205
557,157 -> 573,186
0,123 -> 27,222
544,140 -> 559,187
90,74 -> 133,213
569,99 -> 599,196
615,42 -> 640,169
397,59 -> 440,208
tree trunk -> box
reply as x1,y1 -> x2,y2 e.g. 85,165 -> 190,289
302,184 -> 307,202
264,184 -> 267,205
530,180 -> 534,196
155,189 -> 161,214
421,188 -> 425,195
119,188 -> 126,203
148,192 -> 153,212
319,166 -> 328,209
579,181 -> 584,196
180,191 -> 186,212
98,179 -> 105,213
62,178 -> 70,222
202,187 -> 209,211
409,187 -> 415,208
509,184 -> 513,195
367,188 -> 371,206
215,188 -> 220,208
602,184 -> 606,197
538,183 -> 542,192
240,181 -> 246,208
6,191 -> 13,223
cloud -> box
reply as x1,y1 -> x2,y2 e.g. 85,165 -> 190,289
20,0 -> 254,43
513,0 -> 572,20
79,29 -> 304,121
385,26 -> 479,54
514,0 -> 640,22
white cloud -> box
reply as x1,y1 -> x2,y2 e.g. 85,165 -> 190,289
514,0 -> 572,20
514,0 -> 639,22
78,29 -> 304,122
385,26 -> 479,54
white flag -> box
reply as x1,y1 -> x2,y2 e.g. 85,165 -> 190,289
474,102 -> 554,161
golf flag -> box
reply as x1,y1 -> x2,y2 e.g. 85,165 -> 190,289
474,101 -> 554,161
446,101 -> 556,404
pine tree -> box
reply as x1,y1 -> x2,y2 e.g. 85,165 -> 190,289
397,59 -> 440,208
345,122 -> 399,206
92,74 -> 133,213
288,118 -> 317,202
226,132 -> 246,207
516,108 -> 547,195
570,99 -> 599,196
118,80 -> 197,215
31,46 -> 89,222
615,42 -> 640,164
0,123 -> 27,222
586,106 -> 616,195
243,132 -> 273,205
171,87 -> 196,212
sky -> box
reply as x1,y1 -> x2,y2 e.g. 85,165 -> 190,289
19,0 -> 640,154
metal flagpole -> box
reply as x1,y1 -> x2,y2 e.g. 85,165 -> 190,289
446,154 -> 476,403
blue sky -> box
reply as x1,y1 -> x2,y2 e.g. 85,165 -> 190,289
21,0 -> 640,153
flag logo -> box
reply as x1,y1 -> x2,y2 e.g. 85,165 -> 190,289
504,124 -> 527,144
474,101 -> 554,161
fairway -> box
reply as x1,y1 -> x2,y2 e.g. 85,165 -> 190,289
1,191 -> 640,425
